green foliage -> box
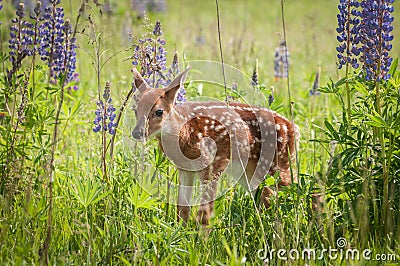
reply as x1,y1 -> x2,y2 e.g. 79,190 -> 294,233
319,65 -> 400,247
69,176 -> 110,210
0,0 -> 399,265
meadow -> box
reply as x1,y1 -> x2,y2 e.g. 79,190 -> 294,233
0,0 -> 399,264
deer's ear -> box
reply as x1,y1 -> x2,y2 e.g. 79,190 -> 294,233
164,68 -> 190,103
132,68 -> 150,93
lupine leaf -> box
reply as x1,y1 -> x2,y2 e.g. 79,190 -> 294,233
365,113 -> 387,128
324,120 -> 340,140
392,114 -> 400,128
389,58 -> 398,77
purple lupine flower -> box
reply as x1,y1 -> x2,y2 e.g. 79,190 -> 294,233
38,0 -> 65,81
131,0 -> 146,18
131,20 -> 186,104
336,0 -> 394,81
268,86 -> 274,106
165,51 -> 186,104
274,40 -> 289,80
9,3 -> 34,68
30,2 -> 44,56
63,20 -> 79,89
309,69 -> 321,96
153,20 -> 162,36
336,0 -> 362,69
251,66 -> 258,87
131,20 -> 167,88
39,2 -> 78,87
268,94 -> 275,105
70,73 -> 79,90
93,81 -> 117,135
165,51 -> 179,83
0,0 -> 3,25
225,82 -> 238,103
131,0 -> 167,17
359,0 -> 394,81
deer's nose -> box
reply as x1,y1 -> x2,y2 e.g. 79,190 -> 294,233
132,127 -> 144,140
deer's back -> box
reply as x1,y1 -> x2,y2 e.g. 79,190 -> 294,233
170,102 -> 298,175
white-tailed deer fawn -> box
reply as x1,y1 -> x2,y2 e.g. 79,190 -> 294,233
131,68 -> 299,226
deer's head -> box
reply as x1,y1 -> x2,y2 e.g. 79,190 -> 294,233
131,68 -> 189,140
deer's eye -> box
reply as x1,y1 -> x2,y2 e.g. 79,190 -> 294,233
155,109 -> 163,117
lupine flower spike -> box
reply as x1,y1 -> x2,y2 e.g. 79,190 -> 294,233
9,3 -> 34,70
225,82 -> 237,103
63,20 -> 78,89
39,0 -> 65,81
309,68 -> 321,96
166,51 -> 180,83
132,20 -> 167,88
359,0 -> 394,81
131,20 -> 185,103
30,2 -> 43,57
251,59 -> 259,87
336,0 -> 361,69
93,81 -> 117,135
268,86 -> 275,106
274,40 -> 290,81
336,0 -> 394,81
0,0 -> 3,25
38,1 -> 78,89
169,52 -> 186,104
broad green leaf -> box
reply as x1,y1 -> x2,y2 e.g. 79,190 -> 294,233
389,58 -> 398,77
324,120 -> 340,140
365,113 -> 387,128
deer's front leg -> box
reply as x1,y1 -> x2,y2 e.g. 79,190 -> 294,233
178,169 -> 194,225
197,170 -> 218,227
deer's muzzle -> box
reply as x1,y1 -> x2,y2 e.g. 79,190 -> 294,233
132,126 -> 145,140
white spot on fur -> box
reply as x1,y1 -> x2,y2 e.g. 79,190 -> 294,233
282,124 -> 288,133
215,125 -> 224,131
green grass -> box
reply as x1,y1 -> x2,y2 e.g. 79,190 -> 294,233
0,0 -> 400,265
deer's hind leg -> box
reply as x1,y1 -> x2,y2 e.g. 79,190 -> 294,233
242,159 -> 276,210
197,158 -> 229,227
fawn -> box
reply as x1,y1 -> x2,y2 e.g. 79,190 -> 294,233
131,68 -> 299,226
